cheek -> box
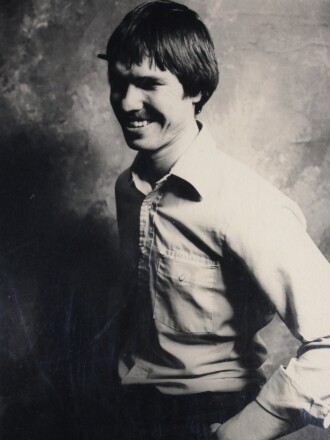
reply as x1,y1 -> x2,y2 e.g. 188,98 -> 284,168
110,94 -> 121,115
110,86 -> 123,104
165,100 -> 190,122
155,94 -> 184,118
165,89 -> 190,113
109,92 -> 117,106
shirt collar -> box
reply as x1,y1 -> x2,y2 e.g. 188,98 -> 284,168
130,121 -> 217,199
170,121 -> 217,199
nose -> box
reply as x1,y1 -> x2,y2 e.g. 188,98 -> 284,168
121,84 -> 144,112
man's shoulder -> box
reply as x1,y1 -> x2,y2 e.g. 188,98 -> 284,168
207,146 -> 280,201
115,167 -> 131,197
207,145 -> 305,227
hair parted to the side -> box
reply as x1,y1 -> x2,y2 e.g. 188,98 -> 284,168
105,0 -> 219,114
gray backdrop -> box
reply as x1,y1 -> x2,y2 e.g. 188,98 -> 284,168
0,0 -> 330,438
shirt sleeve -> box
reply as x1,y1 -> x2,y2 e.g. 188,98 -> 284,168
224,189 -> 330,429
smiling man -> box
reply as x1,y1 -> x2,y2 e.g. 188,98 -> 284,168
109,59 -> 201,153
98,1 -> 330,439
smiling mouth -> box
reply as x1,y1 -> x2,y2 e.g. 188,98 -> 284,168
126,120 -> 152,128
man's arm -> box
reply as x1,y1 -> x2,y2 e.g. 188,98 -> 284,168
214,400 -> 292,440
217,193 -> 330,439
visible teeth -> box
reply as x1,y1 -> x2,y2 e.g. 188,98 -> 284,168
129,120 -> 150,128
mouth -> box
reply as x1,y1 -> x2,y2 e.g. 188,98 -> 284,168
126,120 -> 152,129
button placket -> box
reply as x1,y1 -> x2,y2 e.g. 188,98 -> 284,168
139,198 -> 149,256
137,190 -> 162,297
146,191 -> 163,250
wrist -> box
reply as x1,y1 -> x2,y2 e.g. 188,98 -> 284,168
213,401 -> 292,440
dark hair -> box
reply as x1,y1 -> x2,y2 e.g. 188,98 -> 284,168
103,0 -> 219,114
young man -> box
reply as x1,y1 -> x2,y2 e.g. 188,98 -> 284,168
98,1 -> 330,439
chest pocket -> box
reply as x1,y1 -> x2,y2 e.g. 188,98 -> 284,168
153,254 -> 218,333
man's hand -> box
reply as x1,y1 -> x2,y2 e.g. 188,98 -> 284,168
210,400 -> 293,440
210,422 -> 222,435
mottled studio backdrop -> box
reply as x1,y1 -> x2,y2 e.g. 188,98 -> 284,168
0,0 -> 330,439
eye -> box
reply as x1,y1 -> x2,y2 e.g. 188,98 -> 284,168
109,73 -> 127,94
135,78 -> 162,91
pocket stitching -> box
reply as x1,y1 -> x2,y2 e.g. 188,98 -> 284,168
154,255 -> 217,334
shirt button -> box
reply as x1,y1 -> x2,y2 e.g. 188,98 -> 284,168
179,274 -> 185,282
141,247 -> 148,255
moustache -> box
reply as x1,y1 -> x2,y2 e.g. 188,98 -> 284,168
121,110 -> 156,123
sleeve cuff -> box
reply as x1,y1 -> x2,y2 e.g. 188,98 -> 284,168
256,365 -> 330,429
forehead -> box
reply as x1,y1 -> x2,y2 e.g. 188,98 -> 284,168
110,57 -> 175,81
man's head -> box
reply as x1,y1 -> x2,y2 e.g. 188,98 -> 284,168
101,0 -> 219,116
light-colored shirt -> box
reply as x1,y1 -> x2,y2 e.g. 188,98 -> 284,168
115,122 -> 330,428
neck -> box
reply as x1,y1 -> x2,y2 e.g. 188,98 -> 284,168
141,119 -> 200,185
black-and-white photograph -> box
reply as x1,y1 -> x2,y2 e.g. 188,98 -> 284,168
1,1 -> 330,439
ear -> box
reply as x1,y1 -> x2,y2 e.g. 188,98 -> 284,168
191,92 -> 202,104
192,93 -> 202,115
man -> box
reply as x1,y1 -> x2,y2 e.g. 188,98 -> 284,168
98,1 -> 330,439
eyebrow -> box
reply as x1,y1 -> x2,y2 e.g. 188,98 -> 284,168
135,76 -> 165,84
109,69 -> 166,85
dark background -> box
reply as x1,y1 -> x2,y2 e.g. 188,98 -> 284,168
0,0 -> 330,438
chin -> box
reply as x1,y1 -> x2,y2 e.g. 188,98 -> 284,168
128,144 -> 155,153
122,134 -> 139,151
124,136 -> 153,152
124,137 -> 143,151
